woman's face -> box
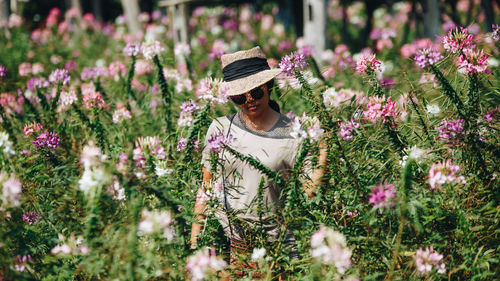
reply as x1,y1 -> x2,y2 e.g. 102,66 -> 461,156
236,84 -> 270,118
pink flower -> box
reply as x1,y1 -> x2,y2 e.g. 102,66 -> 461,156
82,84 -> 107,109
18,62 -> 32,76
187,248 -> 227,281
22,211 -> 40,225
414,246 -> 446,275
310,225 -> 352,274
0,65 -> 7,77
209,40 -> 228,61
108,61 -> 127,81
442,27 -> 474,54
177,137 -> 187,152
195,77 -> 228,104
355,53 -> 381,74
1,172 -> 22,208
414,48 -> 444,69
279,51 -> 309,76
57,90 -> 78,112
457,47 -> 489,74
428,159 -> 466,190
23,121 -> 43,137
174,42 -> 191,57
369,183 -> 397,208
492,24 -> 499,41
290,113 -> 324,141
364,95 -> 398,122
338,119 -> 359,140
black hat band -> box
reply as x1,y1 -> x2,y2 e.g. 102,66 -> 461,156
222,57 -> 270,82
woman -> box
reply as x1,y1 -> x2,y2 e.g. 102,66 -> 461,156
190,47 -> 327,278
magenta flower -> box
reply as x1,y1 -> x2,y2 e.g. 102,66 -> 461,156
369,183 -> 397,208
428,159 -> 466,190
437,119 -> 465,145
207,132 -> 236,152
414,48 -> 444,69
14,254 -> 32,272
49,69 -> 70,85
355,53 -> 381,74
414,246 -> 446,275
33,131 -> 60,150
338,119 -> 359,140
26,77 -> 50,91
442,27 -> 474,54
22,211 -> 40,225
279,51 -> 309,76
0,65 -> 6,77
177,137 -> 187,152
364,95 -> 398,122
209,39 -> 227,61
457,47 -> 489,74
123,42 -> 141,57
82,89 -> 107,110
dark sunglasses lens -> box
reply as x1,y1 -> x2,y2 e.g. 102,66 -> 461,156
230,94 -> 246,105
250,88 -> 264,100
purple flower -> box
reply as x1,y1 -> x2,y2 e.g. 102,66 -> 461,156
279,51 -> 309,76
369,183 -> 397,208
414,48 -> 443,69
338,119 -> 359,140
26,77 -> 50,92
437,119 -> 465,145
81,67 -> 107,81
22,211 -> 40,225
207,133 -> 236,152
32,131 -> 60,150
414,246 -> 446,275
492,24 -> 499,41
49,69 -> 70,85
177,137 -> 187,152
380,77 -> 395,89
0,65 -> 6,77
180,100 -> 200,114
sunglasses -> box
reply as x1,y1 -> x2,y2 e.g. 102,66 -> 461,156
229,87 -> 265,105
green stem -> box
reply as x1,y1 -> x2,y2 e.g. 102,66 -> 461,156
153,55 -> 172,131
126,55 -> 137,101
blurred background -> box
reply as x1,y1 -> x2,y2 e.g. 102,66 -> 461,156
1,0 -> 498,53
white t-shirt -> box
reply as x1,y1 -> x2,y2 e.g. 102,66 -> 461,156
201,111 -> 303,240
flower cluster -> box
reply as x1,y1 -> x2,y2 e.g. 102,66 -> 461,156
492,24 -> 499,41
78,141 -> 110,196
138,209 -> 175,240
369,183 -> 397,208
49,69 -> 70,85
414,48 -> 443,69
176,137 -> 200,152
26,77 -> 50,92
364,95 -> 398,122
437,119 -> 465,145
82,84 -> 107,109
208,39 -> 227,60
14,255 -> 32,272
457,47 -> 489,74
22,211 -> 40,225
310,225 -> 352,274
290,113 -> 324,141
123,42 -> 141,57
186,248 -> 227,281
57,90 -> 78,112
195,77 -> 229,104
442,27 -> 474,54
177,100 -> 200,127
338,119 -> 359,140
0,131 -> 15,157
112,103 -> 132,124
0,65 -> 6,77
1,171 -> 22,209
32,131 -> 60,150
279,51 -> 309,76
81,67 -> 107,81
323,88 -> 357,108
0,92 -> 24,117
174,42 -> 191,58
51,234 -> 89,255
428,159 -> 466,190
207,132 -> 236,153
355,53 -> 381,74
414,246 -> 446,275
141,40 -> 164,60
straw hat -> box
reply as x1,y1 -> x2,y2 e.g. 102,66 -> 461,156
221,46 -> 282,96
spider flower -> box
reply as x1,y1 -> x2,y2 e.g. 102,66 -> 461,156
49,69 -> 70,85
186,248 -> 227,281
355,53 -> 381,74
310,225 -> 352,274
457,47 -> 489,74
442,27 -> 474,54
428,159 -> 466,190
123,42 -> 141,57
414,246 -> 446,275
364,95 -> 398,123
141,40 -> 164,60
369,183 -> 397,208
195,77 -> 228,104
279,51 -> 308,76
33,131 -> 60,150
414,48 -> 443,69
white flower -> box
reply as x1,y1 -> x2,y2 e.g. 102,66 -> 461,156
141,40 -> 165,60
408,146 -> 426,160
155,166 -> 173,177
426,104 -> 440,115
1,172 -> 22,209
174,42 -> 191,58
0,132 -> 15,157
251,248 -> 266,261
486,57 -> 499,67
138,209 -> 175,240
311,225 -> 352,274
78,167 -> 109,196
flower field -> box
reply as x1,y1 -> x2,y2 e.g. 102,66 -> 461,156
0,2 -> 499,280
